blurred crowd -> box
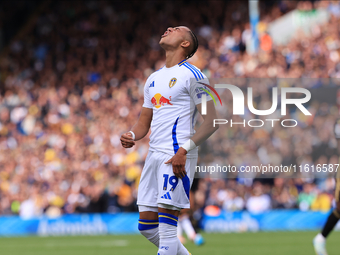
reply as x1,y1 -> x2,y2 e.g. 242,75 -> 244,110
0,0 -> 340,218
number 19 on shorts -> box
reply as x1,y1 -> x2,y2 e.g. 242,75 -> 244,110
163,174 -> 178,191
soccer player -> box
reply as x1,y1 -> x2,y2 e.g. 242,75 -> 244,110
313,119 -> 340,255
120,26 -> 218,255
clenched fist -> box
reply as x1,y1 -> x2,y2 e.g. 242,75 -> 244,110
120,132 -> 135,148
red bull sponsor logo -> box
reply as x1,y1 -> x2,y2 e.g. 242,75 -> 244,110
151,93 -> 172,109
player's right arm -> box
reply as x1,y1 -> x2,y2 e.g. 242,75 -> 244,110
120,107 -> 153,148
120,77 -> 154,148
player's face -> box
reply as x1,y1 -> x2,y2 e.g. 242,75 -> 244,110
159,26 -> 190,49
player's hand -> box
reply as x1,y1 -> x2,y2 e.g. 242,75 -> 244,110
120,132 -> 135,148
165,147 -> 187,178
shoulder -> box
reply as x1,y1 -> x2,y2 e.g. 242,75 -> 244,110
178,61 -> 206,81
144,66 -> 164,87
149,66 -> 164,79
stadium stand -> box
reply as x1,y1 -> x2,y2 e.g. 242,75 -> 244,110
0,1 -> 339,221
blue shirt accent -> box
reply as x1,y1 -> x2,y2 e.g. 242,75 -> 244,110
178,59 -> 187,65
184,63 -> 202,80
188,63 -> 204,79
183,63 -> 198,81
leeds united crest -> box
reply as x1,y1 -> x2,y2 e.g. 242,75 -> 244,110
169,78 -> 177,88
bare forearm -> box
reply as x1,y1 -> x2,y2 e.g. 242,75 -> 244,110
188,101 -> 219,147
131,121 -> 150,141
128,107 -> 153,141
190,119 -> 218,146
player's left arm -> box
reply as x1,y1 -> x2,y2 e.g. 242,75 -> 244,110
189,100 -> 218,146
165,100 -> 218,178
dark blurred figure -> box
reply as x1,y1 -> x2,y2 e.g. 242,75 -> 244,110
76,183 -> 108,213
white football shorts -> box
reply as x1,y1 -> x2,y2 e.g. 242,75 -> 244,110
137,150 -> 197,209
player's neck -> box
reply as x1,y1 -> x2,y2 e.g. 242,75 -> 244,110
165,50 -> 186,68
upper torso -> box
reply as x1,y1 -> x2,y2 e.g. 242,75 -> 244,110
142,59 -> 210,158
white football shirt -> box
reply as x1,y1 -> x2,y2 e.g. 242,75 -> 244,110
142,59 -> 212,158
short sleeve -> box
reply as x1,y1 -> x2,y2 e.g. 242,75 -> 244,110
142,78 -> 153,109
187,75 -> 213,106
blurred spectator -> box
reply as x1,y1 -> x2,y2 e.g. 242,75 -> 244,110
298,183 -> 317,211
75,182 -> 109,213
0,1 -> 339,218
246,183 -> 271,213
311,192 -> 332,212
222,189 -> 245,212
